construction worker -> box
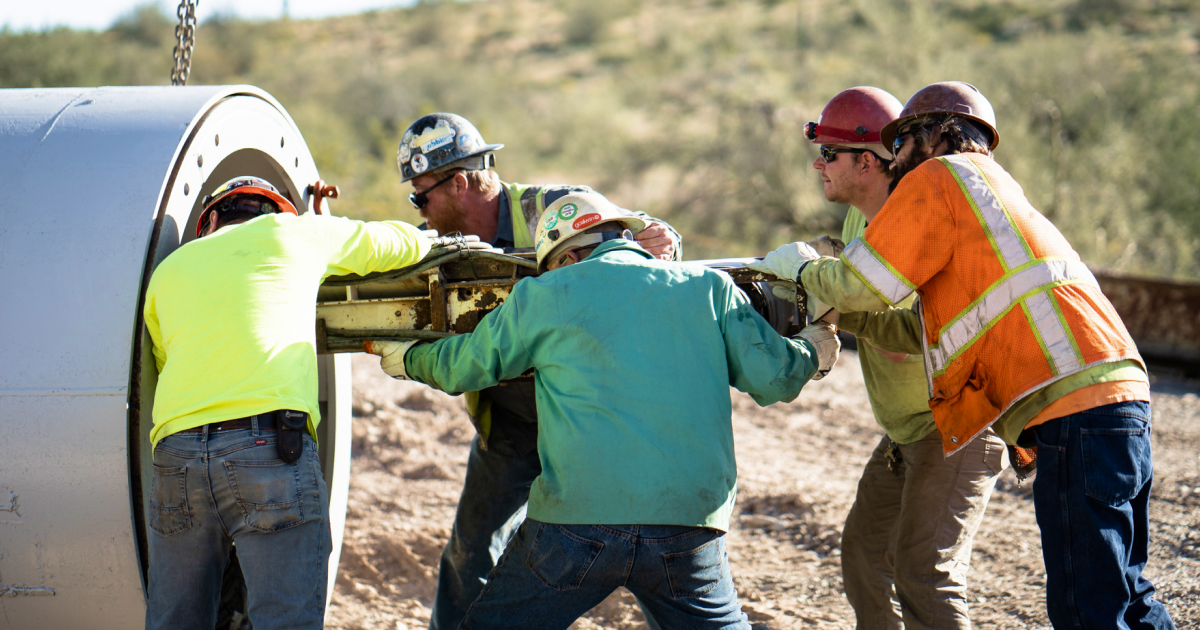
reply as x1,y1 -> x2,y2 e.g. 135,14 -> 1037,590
366,191 -> 840,630
750,82 -> 1175,629
396,112 -> 682,630
800,86 -> 1009,629
143,176 -> 431,630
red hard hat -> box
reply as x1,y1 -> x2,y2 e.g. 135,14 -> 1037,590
196,176 -> 298,237
880,81 -> 1000,151
804,87 -> 904,159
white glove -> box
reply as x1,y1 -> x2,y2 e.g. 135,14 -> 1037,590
364,339 -> 423,380
796,322 -> 841,380
746,241 -> 821,283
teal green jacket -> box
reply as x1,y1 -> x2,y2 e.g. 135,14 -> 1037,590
405,240 -> 819,530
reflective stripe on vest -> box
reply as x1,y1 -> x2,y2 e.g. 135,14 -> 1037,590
842,238 -> 915,307
941,155 -> 1034,272
925,257 -> 1096,377
504,182 -> 544,249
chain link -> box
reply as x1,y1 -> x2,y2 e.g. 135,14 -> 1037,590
170,0 -> 199,86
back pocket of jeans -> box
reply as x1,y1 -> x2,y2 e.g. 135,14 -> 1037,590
525,523 -> 604,591
1081,423 -> 1150,506
224,459 -> 305,532
149,465 -> 191,536
664,533 -> 725,599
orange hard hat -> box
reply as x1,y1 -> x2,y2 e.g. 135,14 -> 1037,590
196,176 -> 298,237
804,87 -> 903,159
880,81 -> 1000,151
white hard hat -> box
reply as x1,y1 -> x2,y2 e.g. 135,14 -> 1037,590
534,191 -> 646,272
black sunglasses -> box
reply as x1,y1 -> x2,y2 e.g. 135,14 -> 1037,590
819,145 -> 869,163
891,128 -> 918,158
408,171 -> 460,210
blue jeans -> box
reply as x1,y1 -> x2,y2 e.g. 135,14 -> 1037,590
145,421 -> 331,630
460,519 -> 750,630
430,426 -> 542,630
1031,400 -> 1175,629
430,419 -> 664,630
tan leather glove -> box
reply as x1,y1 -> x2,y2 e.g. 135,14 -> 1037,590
796,321 -> 841,380
364,339 -> 423,380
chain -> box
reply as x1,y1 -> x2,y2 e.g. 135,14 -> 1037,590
170,0 -> 199,86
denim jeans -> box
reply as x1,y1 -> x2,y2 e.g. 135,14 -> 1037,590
460,519 -> 750,630
1031,400 -> 1175,629
429,420 -> 542,630
842,428 -> 1006,630
145,420 -> 331,630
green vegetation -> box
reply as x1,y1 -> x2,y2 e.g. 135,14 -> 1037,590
3,0 -> 1199,278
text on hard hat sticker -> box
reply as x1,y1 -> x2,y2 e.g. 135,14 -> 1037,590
572,213 -> 602,230
412,125 -> 453,149
558,203 -> 579,220
543,215 -> 559,230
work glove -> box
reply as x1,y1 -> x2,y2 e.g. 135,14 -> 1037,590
795,321 -> 841,380
364,339 -> 423,380
748,238 -> 843,312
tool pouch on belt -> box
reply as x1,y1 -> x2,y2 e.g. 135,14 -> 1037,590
277,410 -> 308,463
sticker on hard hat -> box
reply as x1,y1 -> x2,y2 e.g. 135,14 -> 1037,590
422,133 -> 454,153
411,154 -> 429,173
543,215 -> 558,230
398,144 -> 412,163
457,133 -> 477,151
558,203 -> 579,220
415,125 -> 454,152
572,213 -> 602,230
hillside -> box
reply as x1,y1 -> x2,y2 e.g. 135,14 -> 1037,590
3,0 -> 1200,277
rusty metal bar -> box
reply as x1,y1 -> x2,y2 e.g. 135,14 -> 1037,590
1095,271 -> 1200,369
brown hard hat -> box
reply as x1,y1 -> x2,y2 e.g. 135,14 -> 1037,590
880,81 -> 999,151
804,86 -> 903,160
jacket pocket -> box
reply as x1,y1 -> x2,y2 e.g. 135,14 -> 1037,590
1081,418 -> 1150,506
223,459 -> 305,533
149,464 -> 192,536
525,523 -> 605,591
664,532 -> 726,599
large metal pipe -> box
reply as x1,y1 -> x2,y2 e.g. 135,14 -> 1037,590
0,86 -> 352,629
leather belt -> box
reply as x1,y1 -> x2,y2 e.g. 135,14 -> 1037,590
178,413 -> 277,434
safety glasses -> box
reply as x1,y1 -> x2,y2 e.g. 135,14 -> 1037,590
891,128 -> 917,158
408,171 -> 459,210
819,145 -> 868,163
215,195 -> 279,216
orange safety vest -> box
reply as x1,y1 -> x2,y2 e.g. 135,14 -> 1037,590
843,152 -> 1143,454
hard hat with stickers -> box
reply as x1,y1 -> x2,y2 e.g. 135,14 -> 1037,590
534,191 -> 647,272
397,113 -> 504,183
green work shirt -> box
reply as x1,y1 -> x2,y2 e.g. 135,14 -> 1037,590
405,240 -> 819,531
840,208 -> 937,444
145,213 -> 429,446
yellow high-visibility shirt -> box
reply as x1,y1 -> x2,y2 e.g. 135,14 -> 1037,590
144,212 -> 429,446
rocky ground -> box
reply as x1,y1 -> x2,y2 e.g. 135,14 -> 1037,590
326,352 -> 1200,630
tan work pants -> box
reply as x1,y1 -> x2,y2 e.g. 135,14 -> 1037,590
840,428 -> 1007,630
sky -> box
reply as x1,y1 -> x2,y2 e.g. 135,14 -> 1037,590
1,0 -> 416,32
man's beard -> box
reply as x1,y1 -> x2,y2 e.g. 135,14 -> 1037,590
888,146 -> 931,194
424,196 -> 470,235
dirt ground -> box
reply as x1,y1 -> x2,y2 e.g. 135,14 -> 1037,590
326,352 -> 1200,630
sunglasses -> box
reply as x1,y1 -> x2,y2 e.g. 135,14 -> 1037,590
408,171 -> 460,210
891,128 -> 918,158
819,145 -> 869,163
220,196 -> 278,213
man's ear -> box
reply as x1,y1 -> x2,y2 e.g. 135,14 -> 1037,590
452,171 -> 469,200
